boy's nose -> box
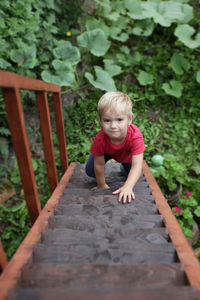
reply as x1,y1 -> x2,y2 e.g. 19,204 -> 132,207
110,121 -> 117,128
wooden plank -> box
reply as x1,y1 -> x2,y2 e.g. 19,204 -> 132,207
0,70 -> 60,92
33,243 -> 175,264
53,93 -> 68,172
3,88 -> 41,224
20,263 -> 187,288
0,241 -> 7,271
7,286 -> 197,300
0,163 -> 77,300
41,228 -> 169,246
55,201 -> 158,216
48,214 -> 163,229
143,161 -> 200,298
36,91 -> 58,192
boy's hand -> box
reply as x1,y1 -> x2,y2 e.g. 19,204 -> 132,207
113,185 -> 135,204
92,183 -> 110,190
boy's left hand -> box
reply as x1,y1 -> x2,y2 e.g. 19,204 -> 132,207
113,185 -> 135,204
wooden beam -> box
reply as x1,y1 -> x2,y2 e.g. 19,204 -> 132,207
0,70 -> 60,92
53,92 -> 68,172
36,91 -> 58,192
3,88 -> 41,224
0,241 -> 7,271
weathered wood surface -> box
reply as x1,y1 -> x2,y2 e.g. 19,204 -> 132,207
6,162 -> 198,299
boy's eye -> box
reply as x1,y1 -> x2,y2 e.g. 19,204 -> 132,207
117,118 -> 123,121
103,119 -> 110,123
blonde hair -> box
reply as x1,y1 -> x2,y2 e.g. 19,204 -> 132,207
98,91 -> 133,120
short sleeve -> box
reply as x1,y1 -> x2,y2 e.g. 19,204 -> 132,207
129,124 -> 145,155
131,137 -> 145,155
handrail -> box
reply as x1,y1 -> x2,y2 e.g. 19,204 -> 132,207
0,70 -> 68,269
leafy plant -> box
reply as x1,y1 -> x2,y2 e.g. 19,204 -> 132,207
173,192 -> 200,238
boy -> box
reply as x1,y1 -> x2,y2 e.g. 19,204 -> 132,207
85,91 -> 145,204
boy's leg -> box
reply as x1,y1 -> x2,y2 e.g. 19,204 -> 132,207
121,163 -> 132,177
85,154 -> 111,178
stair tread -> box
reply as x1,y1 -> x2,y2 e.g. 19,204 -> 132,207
41,227 -> 169,244
48,214 -> 163,229
55,202 -> 158,215
20,263 -> 187,288
7,286 -> 197,300
33,243 -> 176,264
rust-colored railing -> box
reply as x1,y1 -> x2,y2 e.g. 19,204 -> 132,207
0,70 -> 68,270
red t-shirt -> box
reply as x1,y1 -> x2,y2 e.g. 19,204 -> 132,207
90,124 -> 145,163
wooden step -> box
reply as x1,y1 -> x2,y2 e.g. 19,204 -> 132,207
7,286 -> 197,300
32,243 -> 176,264
20,263 -> 188,289
41,228 -> 169,245
48,214 -> 163,229
54,201 -> 158,216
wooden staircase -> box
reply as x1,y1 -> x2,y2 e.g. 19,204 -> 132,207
5,162 -> 199,300
0,70 -> 199,299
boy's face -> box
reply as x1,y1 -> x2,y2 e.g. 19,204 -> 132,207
100,110 -> 132,144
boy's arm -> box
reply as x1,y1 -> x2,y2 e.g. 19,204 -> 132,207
113,153 -> 143,203
94,155 -> 109,189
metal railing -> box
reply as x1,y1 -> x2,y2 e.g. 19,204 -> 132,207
0,70 -> 68,270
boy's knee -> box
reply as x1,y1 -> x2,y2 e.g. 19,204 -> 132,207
85,161 -> 95,177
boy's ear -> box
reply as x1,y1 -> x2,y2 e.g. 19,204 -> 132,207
128,113 -> 134,125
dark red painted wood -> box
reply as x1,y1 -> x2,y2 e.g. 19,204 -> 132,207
36,91 -> 58,192
0,70 -> 60,92
53,92 -> 68,172
0,241 -> 7,271
3,88 -> 41,224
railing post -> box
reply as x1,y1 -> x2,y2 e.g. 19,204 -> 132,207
0,240 -> 8,271
53,92 -> 68,172
36,91 -> 58,192
3,88 -> 41,224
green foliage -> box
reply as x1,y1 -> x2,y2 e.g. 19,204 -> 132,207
38,0 -> 200,99
173,192 -> 200,238
0,201 -> 30,259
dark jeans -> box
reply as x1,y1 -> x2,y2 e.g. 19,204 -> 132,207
85,154 -> 132,177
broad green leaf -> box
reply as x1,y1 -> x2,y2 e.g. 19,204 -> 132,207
133,19 -> 154,37
137,70 -> 154,85
196,71 -> 200,83
85,66 -> 116,91
77,29 -> 110,57
58,71 -> 77,87
41,70 -> 62,85
170,53 -> 190,75
125,0 -> 146,20
174,24 -> 200,49
111,32 -> 129,42
85,18 -> 109,38
114,16 -> 130,31
53,43 -> 80,65
162,80 -> 183,98
142,1 -> 193,27
103,59 -> 122,77
10,46 -> 37,69
52,60 -> 74,72
106,11 -> 120,21
41,70 -> 76,87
